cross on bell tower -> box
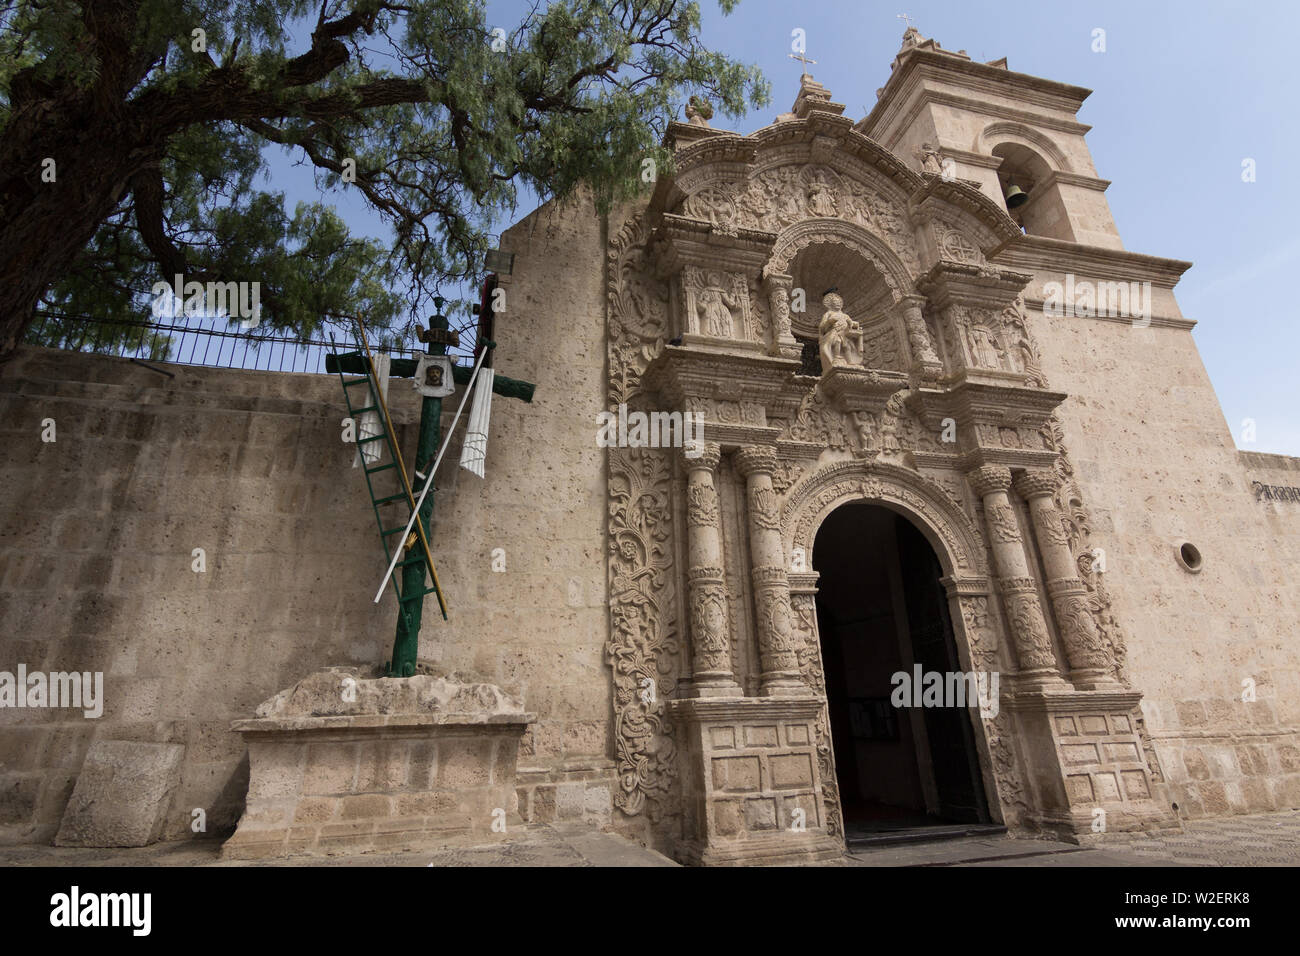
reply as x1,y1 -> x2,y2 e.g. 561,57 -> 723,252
788,49 -> 817,77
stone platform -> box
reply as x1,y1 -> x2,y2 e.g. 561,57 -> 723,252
222,667 -> 533,860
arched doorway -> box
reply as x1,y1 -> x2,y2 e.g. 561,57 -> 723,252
813,502 -> 990,841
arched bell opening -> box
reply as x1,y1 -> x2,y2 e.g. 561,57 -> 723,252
991,142 -> 1063,240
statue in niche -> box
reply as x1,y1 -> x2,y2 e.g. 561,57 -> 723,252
968,325 -> 1004,369
818,291 -> 864,370
697,274 -> 738,338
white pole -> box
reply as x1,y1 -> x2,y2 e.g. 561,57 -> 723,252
373,345 -> 491,604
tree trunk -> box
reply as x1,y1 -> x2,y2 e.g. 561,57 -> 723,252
0,88 -> 152,366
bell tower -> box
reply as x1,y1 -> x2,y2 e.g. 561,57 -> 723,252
859,27 -> 1124,250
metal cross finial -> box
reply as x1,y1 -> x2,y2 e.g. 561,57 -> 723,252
788,50 -> 817,77
897,13 -> 914,30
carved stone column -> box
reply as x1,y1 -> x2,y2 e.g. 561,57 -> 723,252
1014,469 -> 1118,690
761,271 -> 800,359
966,464 -> 1066,689
900,294 -> 943,378
735,445 -> 805,697
684,442 -> 741,697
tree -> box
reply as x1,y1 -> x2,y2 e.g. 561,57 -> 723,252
0,0 -> 768,361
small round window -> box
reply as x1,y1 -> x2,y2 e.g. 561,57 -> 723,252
1175,541 -> 1203,573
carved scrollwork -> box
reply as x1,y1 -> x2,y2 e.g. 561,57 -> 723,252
605,216 -> 682,821
791,592 -> 843,837
1040,415 -> 1131,683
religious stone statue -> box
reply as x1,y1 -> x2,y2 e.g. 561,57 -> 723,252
968,325 -> 1003,369
697,276 -> 738,338
806,175 -> 837,217
684,95 -> 714,127
918,142 -> 944,175
818,291 -> 864,369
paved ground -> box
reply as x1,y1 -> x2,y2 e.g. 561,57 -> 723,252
2,811 -> 1297,866
0,824 -> 679,867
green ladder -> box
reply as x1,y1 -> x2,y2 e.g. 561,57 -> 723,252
331,337 -> 448,623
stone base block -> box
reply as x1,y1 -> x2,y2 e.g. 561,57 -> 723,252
221,667 -> 533,860
667,696 -> 844,866
1008,689 -> 1181,842
54,741 -> 185,847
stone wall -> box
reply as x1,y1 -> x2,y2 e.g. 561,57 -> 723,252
1025,304 -> 1300,820
0,195 -> 615,844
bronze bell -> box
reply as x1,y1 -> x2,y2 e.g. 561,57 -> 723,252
1004,183 -> 1029,208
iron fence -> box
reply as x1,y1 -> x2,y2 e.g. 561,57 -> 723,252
22,312 -> 471,374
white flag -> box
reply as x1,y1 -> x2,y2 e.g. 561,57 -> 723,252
356,352 -> 390,467
459,368 -> 494,477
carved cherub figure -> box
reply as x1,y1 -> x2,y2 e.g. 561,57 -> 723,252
818,291 -> 864,370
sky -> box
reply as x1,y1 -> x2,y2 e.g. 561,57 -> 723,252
266,0 -> 1300,455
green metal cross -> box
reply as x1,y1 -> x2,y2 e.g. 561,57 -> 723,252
326,285 -> 535,677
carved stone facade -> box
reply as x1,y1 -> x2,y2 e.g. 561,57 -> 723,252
598,53 -> 1195,862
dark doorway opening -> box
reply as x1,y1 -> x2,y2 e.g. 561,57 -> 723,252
813,503 -> 991,843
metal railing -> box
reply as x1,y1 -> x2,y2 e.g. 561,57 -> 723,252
22,312 -> 471,374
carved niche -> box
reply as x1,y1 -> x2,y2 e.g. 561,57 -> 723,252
681,267 -> 754,342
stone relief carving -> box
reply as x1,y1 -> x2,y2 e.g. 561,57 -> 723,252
687,482 -> 719,527
682,160 -> 921,275
780,387 -> 851,451
791,592 -> 843,837
770,459 -> 807,494
687,582 -> 730,673
935,218 -> 982,264
986,711 -> 1029,825
1040,415 -> 1133,686
1000,297 -> 1048,388
862,323 -> 905,371
605,216 -> 682,821
784,463 -> 981,577
959,595 -> 1000,673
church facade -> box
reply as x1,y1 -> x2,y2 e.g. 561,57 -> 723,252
496,28 -> 1300,864
3,29 -> 1297,866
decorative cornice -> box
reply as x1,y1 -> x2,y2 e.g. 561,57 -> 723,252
989,233 -> 1193,287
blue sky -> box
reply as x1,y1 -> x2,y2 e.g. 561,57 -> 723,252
268,0 -> 1299,454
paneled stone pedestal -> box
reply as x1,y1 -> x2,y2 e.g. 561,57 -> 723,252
1007,690 -> 1180,840
668,696 -> 843,865
222,667 -> 533,860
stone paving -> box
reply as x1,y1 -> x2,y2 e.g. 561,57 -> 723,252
1,811 -> 1297,866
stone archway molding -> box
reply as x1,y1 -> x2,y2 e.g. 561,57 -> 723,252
765,217 -> 915,302
782,458 -> 989,580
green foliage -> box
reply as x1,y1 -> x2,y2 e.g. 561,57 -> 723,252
1,0 -> 768,346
